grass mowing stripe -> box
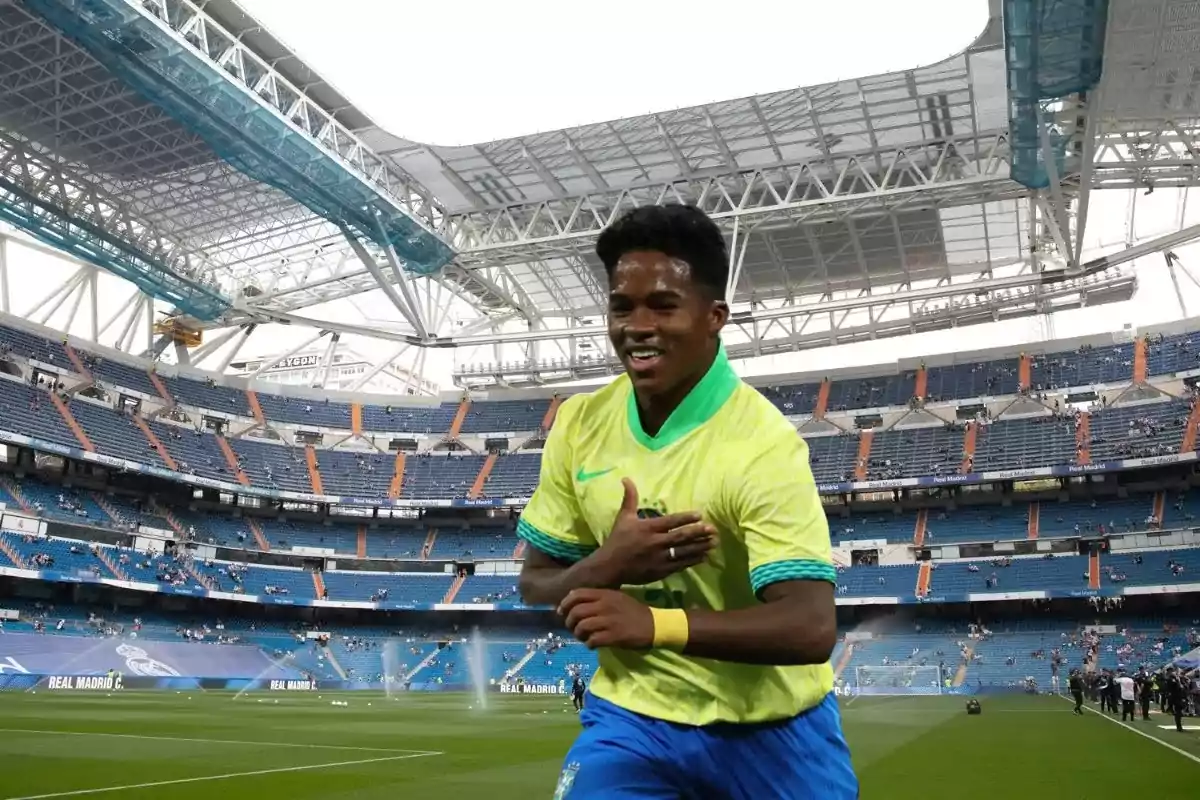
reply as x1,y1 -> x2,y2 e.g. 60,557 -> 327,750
1,753 -> 442,800
1064,697 -> 1200,765
0,728 -> 438,754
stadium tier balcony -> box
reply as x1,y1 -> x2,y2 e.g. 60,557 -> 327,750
460,399 -> 550,434
1039,497 -> 1155,536
933,556 -> 1089,595
428,526 -> 518,560
314,449 -> 394,497
1163,489 -> 1200,528
1146,332 -> 1200,376
253,392 -> 350,428
836,564 -> 917,596
146,420 -> 231,481
320,569 -> 452,604
757,381 -> 820,416
70,399 -> 171,468
228,437 -> 311,493
971,414 -> 1078,472
924,358 -> 1021,402
0,531 -> 116,578
158,374 -> 251,417
1087,399 -> 1191,462
259,519 -> 358,554
481,452 -> 540,498
806,434 -> 858,483
14,479 -> 109,525
0,326 -> 69,366
229,564 -> 314,597
1030,343 -> 1134,389
868,426 -> 965,480
363,528 -> 428,559
925,507 -> 1026,544
401,453 -> 485,499
830,511 -> 918,545
89,358 -> 160,397
459,574 -> 521,605
0,379 -> 79,446
518,640 -> 593,685
361,402 -> 456,434
1100,548 -> 1200,587
826,374 -> 916,412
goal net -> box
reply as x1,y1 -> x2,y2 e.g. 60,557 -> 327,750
853,665 -> 944,696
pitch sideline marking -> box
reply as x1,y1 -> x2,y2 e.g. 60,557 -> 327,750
1063,697 -> 1200,766
0,728 -> 439,755
2,752 -> 440,800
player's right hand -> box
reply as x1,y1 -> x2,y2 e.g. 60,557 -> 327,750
595,478 -> 717,586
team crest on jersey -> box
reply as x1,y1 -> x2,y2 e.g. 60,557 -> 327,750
636,499 -> 668,520
553,761 -> 580,799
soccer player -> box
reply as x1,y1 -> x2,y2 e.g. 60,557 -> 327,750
517,205 -> 857,799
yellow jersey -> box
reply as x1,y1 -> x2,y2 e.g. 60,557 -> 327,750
517,346 -> 835,726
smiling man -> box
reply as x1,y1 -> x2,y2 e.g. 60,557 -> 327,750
516,204 -> 857,799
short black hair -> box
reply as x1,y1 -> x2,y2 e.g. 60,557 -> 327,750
595,205 -> 728,299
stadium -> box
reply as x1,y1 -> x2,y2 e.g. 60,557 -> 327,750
0,0 -> 1199,796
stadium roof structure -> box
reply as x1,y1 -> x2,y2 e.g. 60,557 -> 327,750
2,0 -> 1200,389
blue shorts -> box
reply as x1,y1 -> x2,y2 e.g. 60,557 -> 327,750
553,692 -> 857,799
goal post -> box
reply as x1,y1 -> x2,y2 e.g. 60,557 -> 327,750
853,665 -> 944,696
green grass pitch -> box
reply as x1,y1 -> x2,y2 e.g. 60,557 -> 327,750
0,691 -> 1196,798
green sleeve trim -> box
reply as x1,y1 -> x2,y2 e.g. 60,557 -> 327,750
750,559 -> 837,594
516,518 -> 595,563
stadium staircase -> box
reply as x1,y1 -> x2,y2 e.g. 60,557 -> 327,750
448,398 -> 470,440
91,493 -> 125,526
50,393 -> 93,452
503,648 -> 539,681
147,371 -> 174,407
1088,551 -> 1101,590
63,343 -> 93,384
953,645 -> 974,687
216,435 -> 250,485
1181,402 -> 1200,453
305,446 -> 324,495
95,548 -> 127,581
324,645 -> 349,680
184,562 -> 215,591
1075,412 -> 1091,465
1018,353 -> 1031,391
311,570 -> 325,599
132,415 -> 177,470
421,528 -> 438,560
1133,337 -> 1148,384
443,573 -> 466,603
245,390 -> 265,426
356,525 -> 367,558
814,379 -> 830,420
916,562 -> 932,597
833,643 -> 856,678
351,403 -> 363,437
541,395 -> 563,431
0,476 -> 34,513
913,510 -> 927,547
512,539 -> 527,559
1153,491 -> 1166,523
853,431 -> 873,480
469,452 -> 498,499
150,500 -> 186,538
1027,502 -> 1039,539
403,646 -> 444,682
247,519 -> 270,551
0,536 -> 27,569
960,422 -> 977,473
913,366 -> 927,401
388,452 -> 406,498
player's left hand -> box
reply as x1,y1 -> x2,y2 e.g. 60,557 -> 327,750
558,588 -> 654,651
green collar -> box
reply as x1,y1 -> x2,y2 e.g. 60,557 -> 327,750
626,343 -> 739,451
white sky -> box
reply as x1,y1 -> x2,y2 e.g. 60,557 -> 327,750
5,0 -> 1200,396
236,0 -> 989,146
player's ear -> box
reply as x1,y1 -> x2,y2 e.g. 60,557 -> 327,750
708,298 -> 729,335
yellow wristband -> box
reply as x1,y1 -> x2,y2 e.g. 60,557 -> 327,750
649,608 -> 689,650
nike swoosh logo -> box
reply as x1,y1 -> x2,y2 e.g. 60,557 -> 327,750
576,467 -> 614,483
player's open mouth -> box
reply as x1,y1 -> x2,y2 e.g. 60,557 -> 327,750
625,347 -> 663,371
